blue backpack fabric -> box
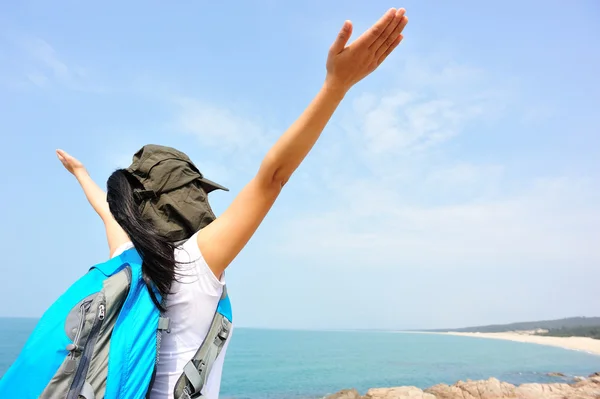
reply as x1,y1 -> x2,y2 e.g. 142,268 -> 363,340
0,247 -> 165,399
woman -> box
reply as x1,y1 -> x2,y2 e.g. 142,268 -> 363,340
57,8 -> 408,398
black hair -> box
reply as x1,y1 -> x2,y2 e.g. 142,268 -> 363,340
106,169 -> 175,311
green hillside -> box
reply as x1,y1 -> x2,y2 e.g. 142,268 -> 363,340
540,325 -> 600,340
429,317 -> 600,334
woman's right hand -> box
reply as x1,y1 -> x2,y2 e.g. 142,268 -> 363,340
56,149 -> 87,177
325,7 -> 408,93
56,148 -> 130,255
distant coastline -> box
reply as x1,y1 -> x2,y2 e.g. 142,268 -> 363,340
404,316 -> 600,355
442,331 -> 600,356
425,316 -> 600,337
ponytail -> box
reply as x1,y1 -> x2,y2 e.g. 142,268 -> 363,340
106,169 -> 176,311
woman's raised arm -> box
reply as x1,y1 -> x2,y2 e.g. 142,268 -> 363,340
56,149 -> 131,257
197,8 -> 408,278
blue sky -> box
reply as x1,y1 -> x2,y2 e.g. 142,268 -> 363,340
1,0 -> 599,330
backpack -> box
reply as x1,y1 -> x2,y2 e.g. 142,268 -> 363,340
0,247 -> 162,398
0,247 -> 233,399
0,145 -> 233,398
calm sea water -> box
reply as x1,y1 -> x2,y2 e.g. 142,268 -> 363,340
2,318 -> 600,398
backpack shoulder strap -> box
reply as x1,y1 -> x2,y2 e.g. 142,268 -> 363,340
146,300 -> 171,398
173,286 -> 232,399
91,247 -> 143,278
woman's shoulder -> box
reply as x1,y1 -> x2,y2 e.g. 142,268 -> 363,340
174,233 -> 225,291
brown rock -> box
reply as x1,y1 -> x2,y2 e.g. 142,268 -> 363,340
425,378 -> 516,399
516,383 -> 572,399
365,386 -> 435,398
326,373 -> 600,399
589,372 -> 600,378
324,389 -> 362,399
546,372 -> 566,377
517,379 -> 600,399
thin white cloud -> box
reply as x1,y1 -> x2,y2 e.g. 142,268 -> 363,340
272,57 -> 600,274
349,93 -> 483,155
275,175 -> 600,270
26,72 -> 49,87
172,97 -> 271,155
10,37 -> 106,92
24,38 -> 71,82
340,59 -> 506,164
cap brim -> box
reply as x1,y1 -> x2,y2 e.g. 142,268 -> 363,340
199,177 -> 229,193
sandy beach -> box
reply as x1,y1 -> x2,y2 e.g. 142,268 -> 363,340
444,332 -> 600,356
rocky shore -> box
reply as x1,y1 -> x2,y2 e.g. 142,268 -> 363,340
325,372 -> 600,399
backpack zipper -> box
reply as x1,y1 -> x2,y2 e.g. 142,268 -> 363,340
64,299 -> 93,373
66,301 -> 106,399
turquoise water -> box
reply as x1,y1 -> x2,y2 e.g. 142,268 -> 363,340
2,319 -> 600,398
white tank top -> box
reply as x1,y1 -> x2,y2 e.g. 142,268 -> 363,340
112,232 -> 232,399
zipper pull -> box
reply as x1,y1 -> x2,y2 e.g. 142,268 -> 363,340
98,304 -> 105,321
66,343 -> 82,352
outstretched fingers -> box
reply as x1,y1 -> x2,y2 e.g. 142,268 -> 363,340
378,34 -> 404,65
56,148 -> 85,175
370,9 -> 405,53
375,14 -> 408,60
56,149 -> 71,168
353,8 -> 397,49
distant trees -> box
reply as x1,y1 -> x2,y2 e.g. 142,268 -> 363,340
429,317 -> 600,339
538,326 -> 600,340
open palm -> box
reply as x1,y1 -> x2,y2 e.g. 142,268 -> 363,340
56,149 -> 85,176
326,8 -> 408,91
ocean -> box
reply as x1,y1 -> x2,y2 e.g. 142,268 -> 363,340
1,318 -> 600,399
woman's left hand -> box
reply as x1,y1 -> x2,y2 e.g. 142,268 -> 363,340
325,7 -> 408,93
